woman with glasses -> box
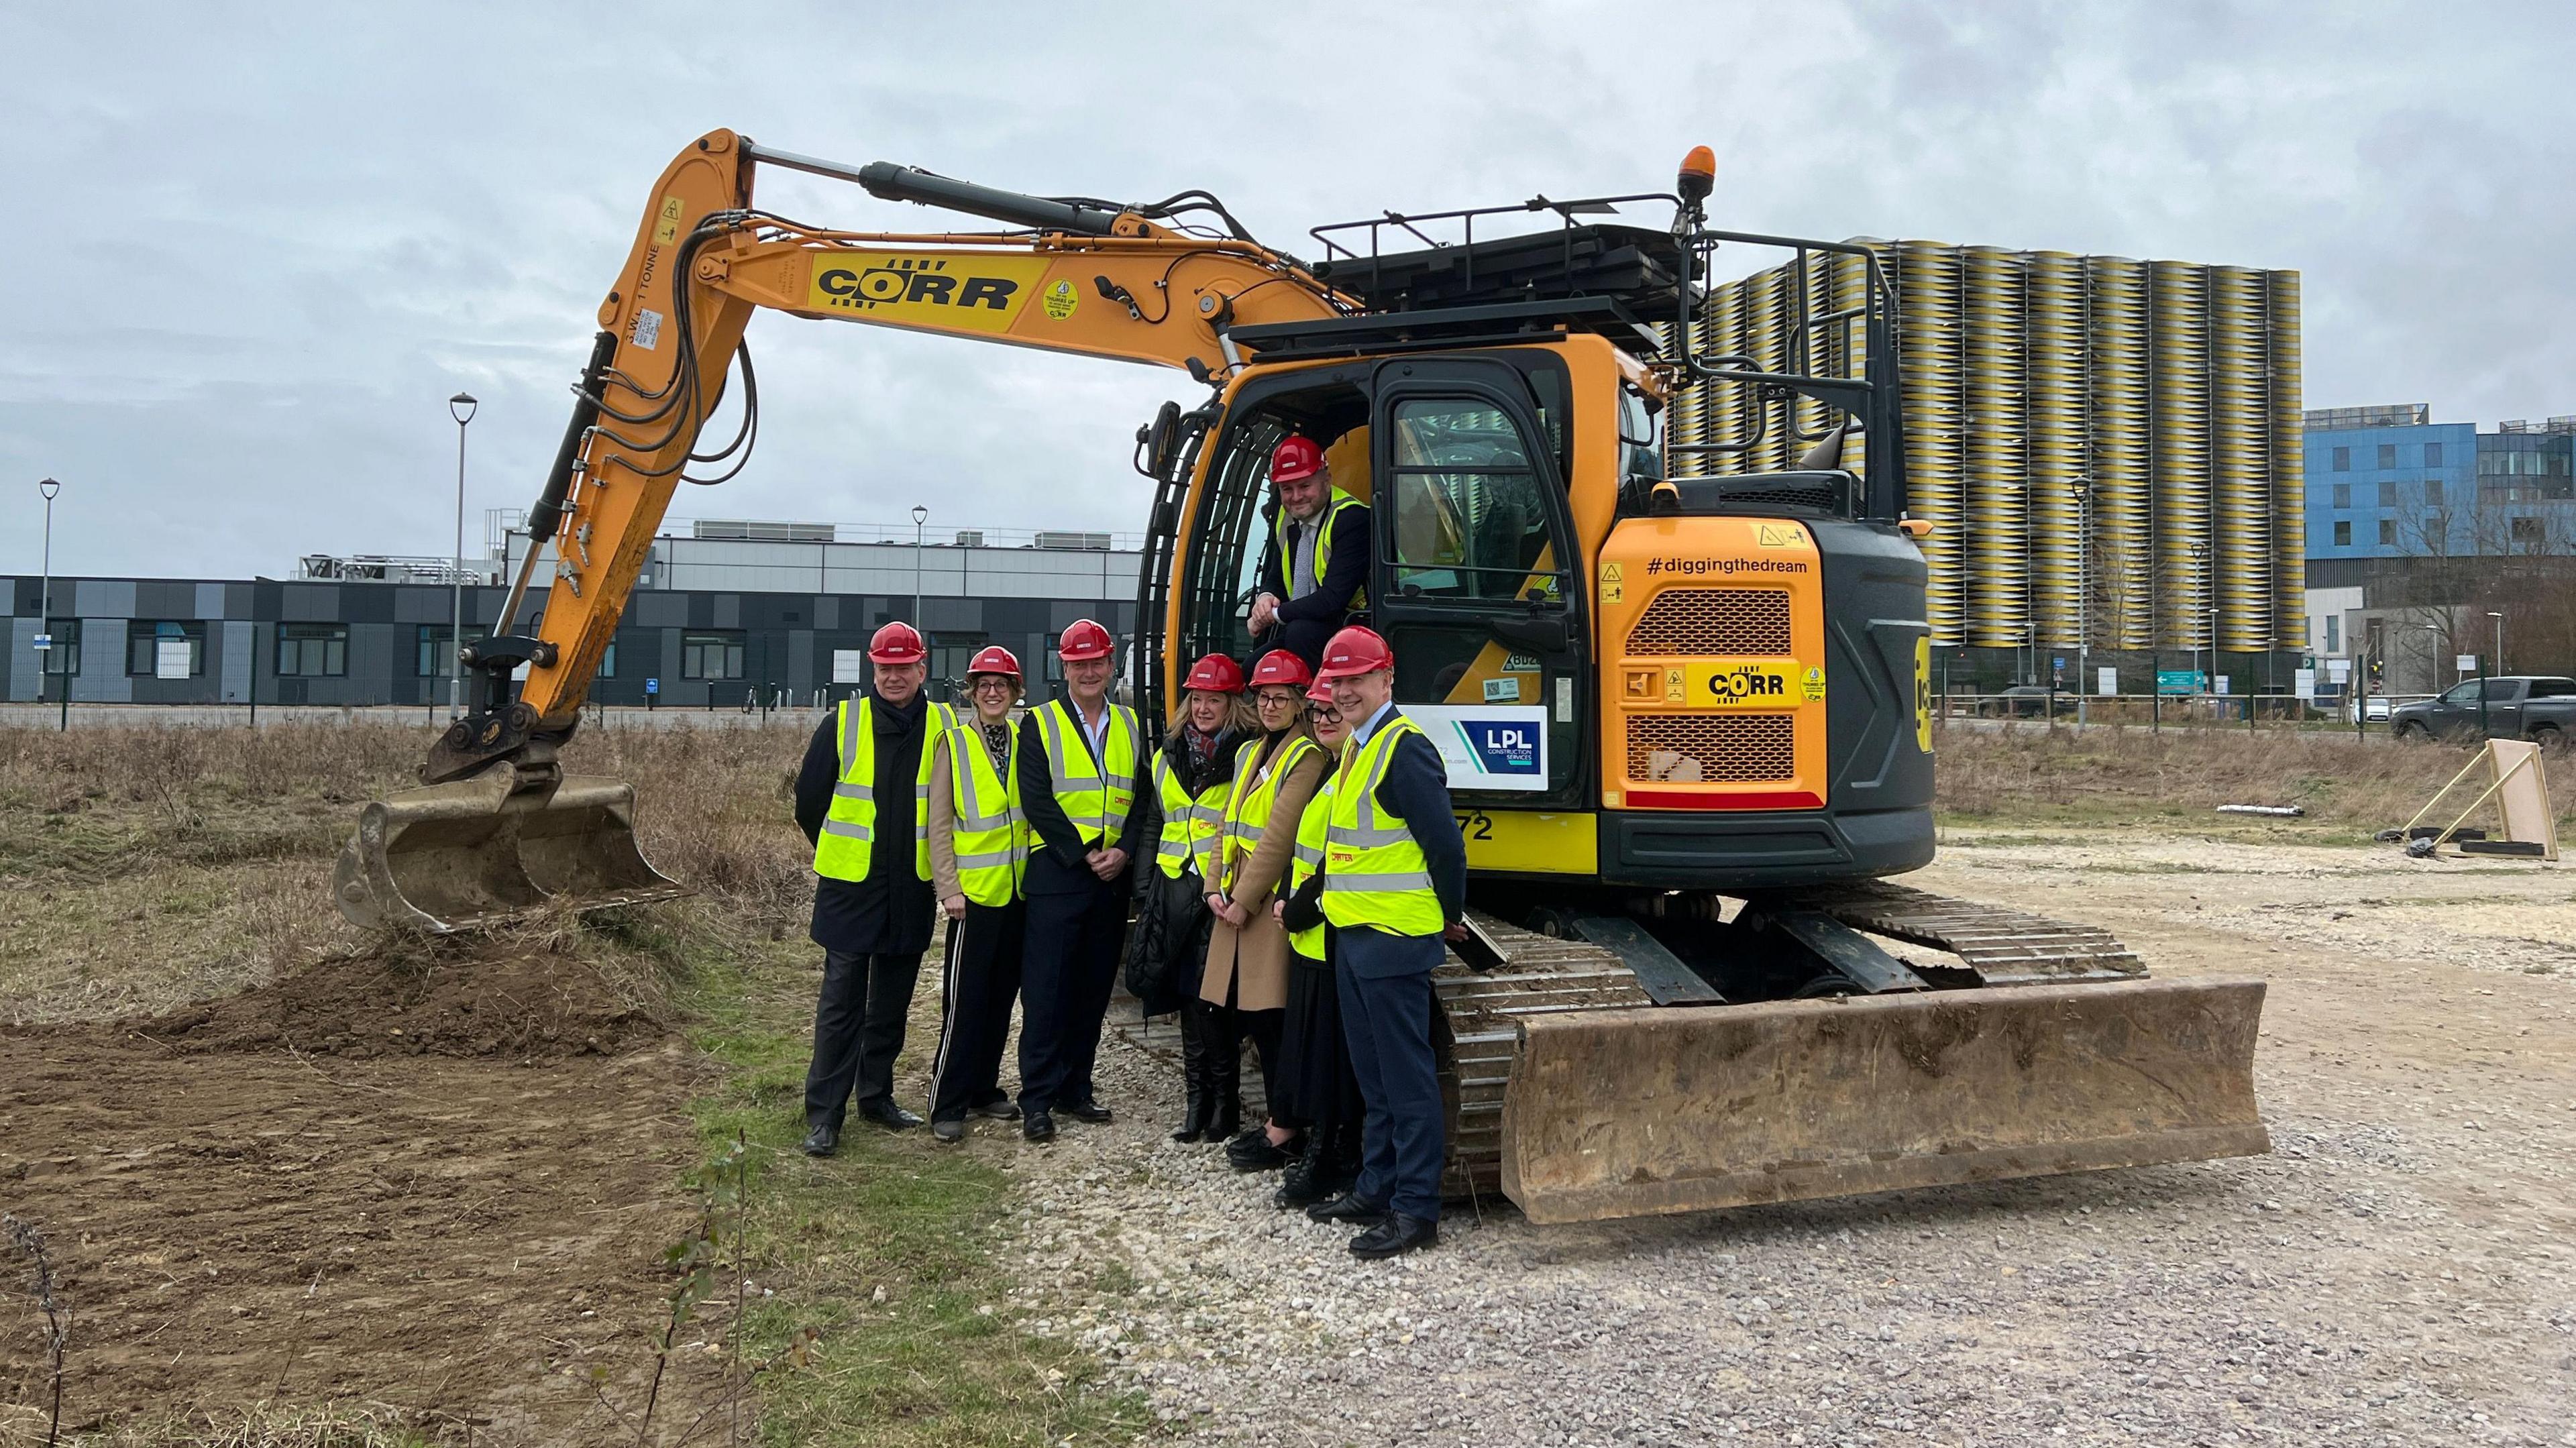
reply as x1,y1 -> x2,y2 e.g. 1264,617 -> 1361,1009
1200,650 -> 1330,1173
1267,674 -> 1364,1207
921,647 -> 1035,1143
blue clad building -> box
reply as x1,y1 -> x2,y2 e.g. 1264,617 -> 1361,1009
2305,404 -> 2573,573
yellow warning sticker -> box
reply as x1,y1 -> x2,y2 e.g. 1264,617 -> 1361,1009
1913,636 -> 1933,753
1801,665 -> 1827,702
653,194 -> 685,245
1599,561 -> 1625,605
1756,522 -> 1809,549
807,253 -> 1049,333
1042,278 -> 1079,321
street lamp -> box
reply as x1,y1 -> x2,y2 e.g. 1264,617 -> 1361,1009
2487,610 -> 2505,676
911,502 -> 929,631
2484,610 -> 2504,738
36,478 -> 61,728
447,392 -> 478,720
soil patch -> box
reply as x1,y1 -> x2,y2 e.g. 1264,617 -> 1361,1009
0,952 -> 721,1444
116,949 -> 665,1061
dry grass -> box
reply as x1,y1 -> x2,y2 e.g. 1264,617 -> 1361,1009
1933,720 -> 2576,833
0,719 -> 814,1025
3,1400 -> 431,1447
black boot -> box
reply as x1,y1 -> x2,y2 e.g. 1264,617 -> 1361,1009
1170,1005 -> 1212,1143
1204,1003 -> 1244,1144
1320,1120 -> 1362,1196
1274,1129 -> 1330,1209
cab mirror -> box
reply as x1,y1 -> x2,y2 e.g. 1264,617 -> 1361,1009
1133,400 -> 1185,480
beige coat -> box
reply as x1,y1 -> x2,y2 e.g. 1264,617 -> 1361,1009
924,716 -> 1016,905
1198,740 -> 1326,1013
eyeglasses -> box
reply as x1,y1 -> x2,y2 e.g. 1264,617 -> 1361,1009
1310,706 -> 1341,722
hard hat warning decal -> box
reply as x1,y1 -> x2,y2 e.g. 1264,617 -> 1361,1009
1042,278 -> 1079,321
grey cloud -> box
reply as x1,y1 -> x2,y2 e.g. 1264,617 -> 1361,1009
4,0 -> 2571,577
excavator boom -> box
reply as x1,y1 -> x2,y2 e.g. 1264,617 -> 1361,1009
335,128 -> 1344,932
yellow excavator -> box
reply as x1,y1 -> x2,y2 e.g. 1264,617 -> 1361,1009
335,130 -> 2266,1224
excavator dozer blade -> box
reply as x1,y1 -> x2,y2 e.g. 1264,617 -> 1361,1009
1499,978 -> 2267,1225
332,768 -> 687,934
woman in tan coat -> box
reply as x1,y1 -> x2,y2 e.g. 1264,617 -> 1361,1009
1200,649 -> 1329,1171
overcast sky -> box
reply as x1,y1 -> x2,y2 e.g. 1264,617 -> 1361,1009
5,1 -> 2571,581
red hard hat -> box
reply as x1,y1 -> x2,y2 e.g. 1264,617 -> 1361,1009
1183,653 -> 1246,694
965,645 -> 1022,681
868,621 -> 927,665
1271,434 -> 1324,484
1315,625 -> 1393,680
1057,618 -> 1114,662
1305,676 -> 1338,706
1248,649 -> 1313,689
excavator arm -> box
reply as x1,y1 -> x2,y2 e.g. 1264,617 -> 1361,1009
336,128 -> 1345,930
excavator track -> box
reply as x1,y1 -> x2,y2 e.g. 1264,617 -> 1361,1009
1434,915 -> 1644,1201
1786,879 -> 2145,985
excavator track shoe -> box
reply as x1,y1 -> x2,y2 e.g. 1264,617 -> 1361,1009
333,769 -> 686,933
1499,977 -> 2268,1224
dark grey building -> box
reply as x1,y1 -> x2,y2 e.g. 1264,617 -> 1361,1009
5,524 -> 1146,710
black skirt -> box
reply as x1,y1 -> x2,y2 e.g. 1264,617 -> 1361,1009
1273,940 -> 1362,1132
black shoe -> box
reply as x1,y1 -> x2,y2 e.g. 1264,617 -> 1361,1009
1228,1128 -> 1296,1173
1274,1136 -> 1328,1209
930,1118 -> 966,1144
971,1098 -> 1022,1121
1061,1099 -> 1113,1125
1349,1213 -> 1438,1260
1022,1111 -> 1057,1144
1171,1090 -> 1213,1143
1305,1192 -> 1387,1227
799,1124 -> 840,1158
1206,1097 -> 1242,1143
857,1098 -> 924,1131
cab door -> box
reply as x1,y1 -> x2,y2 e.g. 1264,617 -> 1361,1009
1366,356 -> 1591,861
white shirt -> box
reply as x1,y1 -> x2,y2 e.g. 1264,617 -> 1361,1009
1351,700 -> 1399,748
1073,695 -> 1116,765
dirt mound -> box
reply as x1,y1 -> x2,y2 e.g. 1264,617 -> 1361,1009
130,948 -> 665,1060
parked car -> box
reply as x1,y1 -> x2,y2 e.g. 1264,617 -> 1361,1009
2388,676 -> 2576,746
2351,695 -> 2393,724
1981,684 -> 2072,718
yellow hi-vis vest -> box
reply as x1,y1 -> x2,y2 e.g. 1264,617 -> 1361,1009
1033,697 -> 1139,852
1272,488 -> 1369,614
1321,712 -> 1442,936
1218,732 -> 1322,896
1286,771 -> 1332,960
814,698 -> 955,883
1150,746 -> 1233,883
937,718 -> 1026,907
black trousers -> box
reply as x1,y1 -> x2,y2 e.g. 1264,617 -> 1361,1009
928,900 -> 1024,1123
803,949 -> 922,1129
1016,852 -> 1129,1116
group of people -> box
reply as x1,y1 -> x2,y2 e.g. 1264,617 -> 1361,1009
792,434 -> 1460,1258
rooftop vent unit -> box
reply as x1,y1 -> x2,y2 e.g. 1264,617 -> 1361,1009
954,530 -> 986,547
1034,531 -> 1114,551
692,518 -> 837,543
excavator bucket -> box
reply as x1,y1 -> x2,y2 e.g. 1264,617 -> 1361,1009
332,767 -> 686,933
1498,978 -> 2268,1225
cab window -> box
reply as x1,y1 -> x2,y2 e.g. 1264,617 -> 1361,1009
1385,398 -> 1559,602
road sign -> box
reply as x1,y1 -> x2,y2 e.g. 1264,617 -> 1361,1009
2212,676 -> 2231,695
2096,666 -> 2117,696
2328,657 -> 2351,682
2155,670 -> 2202,695
30,634 -> 50,650
2294,667 -> 2316,700
2052,656 -> 2065,671
645,677 -> 659,695
2456,654 -> 2479,673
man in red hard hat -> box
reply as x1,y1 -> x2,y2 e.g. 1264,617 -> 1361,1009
1248,433 -> 1371,672
1012,617 -> 1148,1141
921,645 -> 1031,1142
793,620 -> 957,1154
1301,625 -> 1466,1259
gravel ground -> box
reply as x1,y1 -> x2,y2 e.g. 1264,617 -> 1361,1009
962,832 -> 2575,1447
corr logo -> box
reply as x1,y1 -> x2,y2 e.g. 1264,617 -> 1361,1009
1705,665 -> 1787,700
806,253 -> 1046,332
